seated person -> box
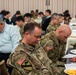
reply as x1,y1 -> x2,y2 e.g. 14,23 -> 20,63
8,22 -> 61,75
39,24 -> 71,74
3,11 -> 12,24
24,13 -> 33,24
46,13 -> 59,33
15,16 -> 25,37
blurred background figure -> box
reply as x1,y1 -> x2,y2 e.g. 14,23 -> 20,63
34,9 -> 39,19
30,10 -> 35,18
42,9 -> 51,34
24,13 -> 32,24
15,16 -> 25,37
3,11 -> 12,24
63,10 -> 71,24
58,14 -> 64,25
0,10 -> 6,19
11,10 -> 21,25
46,13 -> 59,33
34,12 -> 44,24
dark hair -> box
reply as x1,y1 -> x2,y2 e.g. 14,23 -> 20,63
4,11 -> 10,16
35,9 -> 38,12
38,12 -> 44,15
24,22 -> 41,33
58,14 -> 64,18
1,10 -> 6,15
31,10 -> 34,13
15,10 -> 21,15
16,16 -> 24,22
46,9 -> 51,15
24,13 -> 32,18
51,13 -> 58,20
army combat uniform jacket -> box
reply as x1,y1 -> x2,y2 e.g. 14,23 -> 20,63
46,24 -> 57,33
9,42 -> 61,75
40,31 -> 65,66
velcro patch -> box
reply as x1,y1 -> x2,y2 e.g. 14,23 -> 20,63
17,57 -> 25,65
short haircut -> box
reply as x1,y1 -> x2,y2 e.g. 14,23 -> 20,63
24,13 -> 32,18
16,16 -> 24,22
58,14 -> 64,18
1,10 -> 6,15
15,10 -> 21,15
24,22 -> 41,33
35,9 -> 38,12
4,11 -> 10,16
38,12 -> 44,15
51,13 -> 59,20
46,9 -> 51,15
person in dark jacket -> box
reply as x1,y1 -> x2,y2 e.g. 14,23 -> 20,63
3,11 -> 12,24
42,9 -> 51,34
11,10 -> 21,25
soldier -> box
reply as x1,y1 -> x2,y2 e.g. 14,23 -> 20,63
46,13 -> 59,33
24,13 -> 34,24
40,24 -> 71,74
8,22 -> 61,75
15,16 -> 25,37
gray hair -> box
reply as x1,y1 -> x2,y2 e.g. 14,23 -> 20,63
51,13 -> 59,20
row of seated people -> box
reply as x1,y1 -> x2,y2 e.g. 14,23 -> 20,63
0,9 -> 76,75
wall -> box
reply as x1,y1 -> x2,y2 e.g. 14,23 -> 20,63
0,0 -> 76,17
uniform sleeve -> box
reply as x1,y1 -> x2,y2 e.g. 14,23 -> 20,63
59,44 -> 66,61
46,25 -> 51,33
40,38 -> 54,53
9,50 -> 53,75
46,25 -> 56,33
10,26 -> 22,53
9,50 -> 33,75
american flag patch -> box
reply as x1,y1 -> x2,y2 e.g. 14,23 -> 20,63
17,57 -> 25,65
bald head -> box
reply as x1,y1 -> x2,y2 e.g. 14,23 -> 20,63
56,24 -> 71,42
57,24 -> 71,34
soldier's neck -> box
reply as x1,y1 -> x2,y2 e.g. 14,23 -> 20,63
22,38 -> 29,46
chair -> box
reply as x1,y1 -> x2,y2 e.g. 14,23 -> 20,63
0,60 -> 9,75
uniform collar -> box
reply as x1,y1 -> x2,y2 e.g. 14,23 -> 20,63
20,42 -> 35,53
49,31 -> 59,46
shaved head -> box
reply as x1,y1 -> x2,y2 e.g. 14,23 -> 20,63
56,24 -> 71,42
57,24 -> 71,34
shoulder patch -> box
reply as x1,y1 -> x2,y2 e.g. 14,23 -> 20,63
17,57 -> 25,65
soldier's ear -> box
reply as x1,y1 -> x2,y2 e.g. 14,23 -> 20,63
24,32 -> 29,35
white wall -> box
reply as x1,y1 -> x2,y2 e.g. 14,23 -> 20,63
0,0 -> 76,17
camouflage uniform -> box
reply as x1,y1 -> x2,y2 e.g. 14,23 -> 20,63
40,31 -> 66,74
57,24 -> 60,28
9,42 -> 61,75
46,24 -> 57,33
